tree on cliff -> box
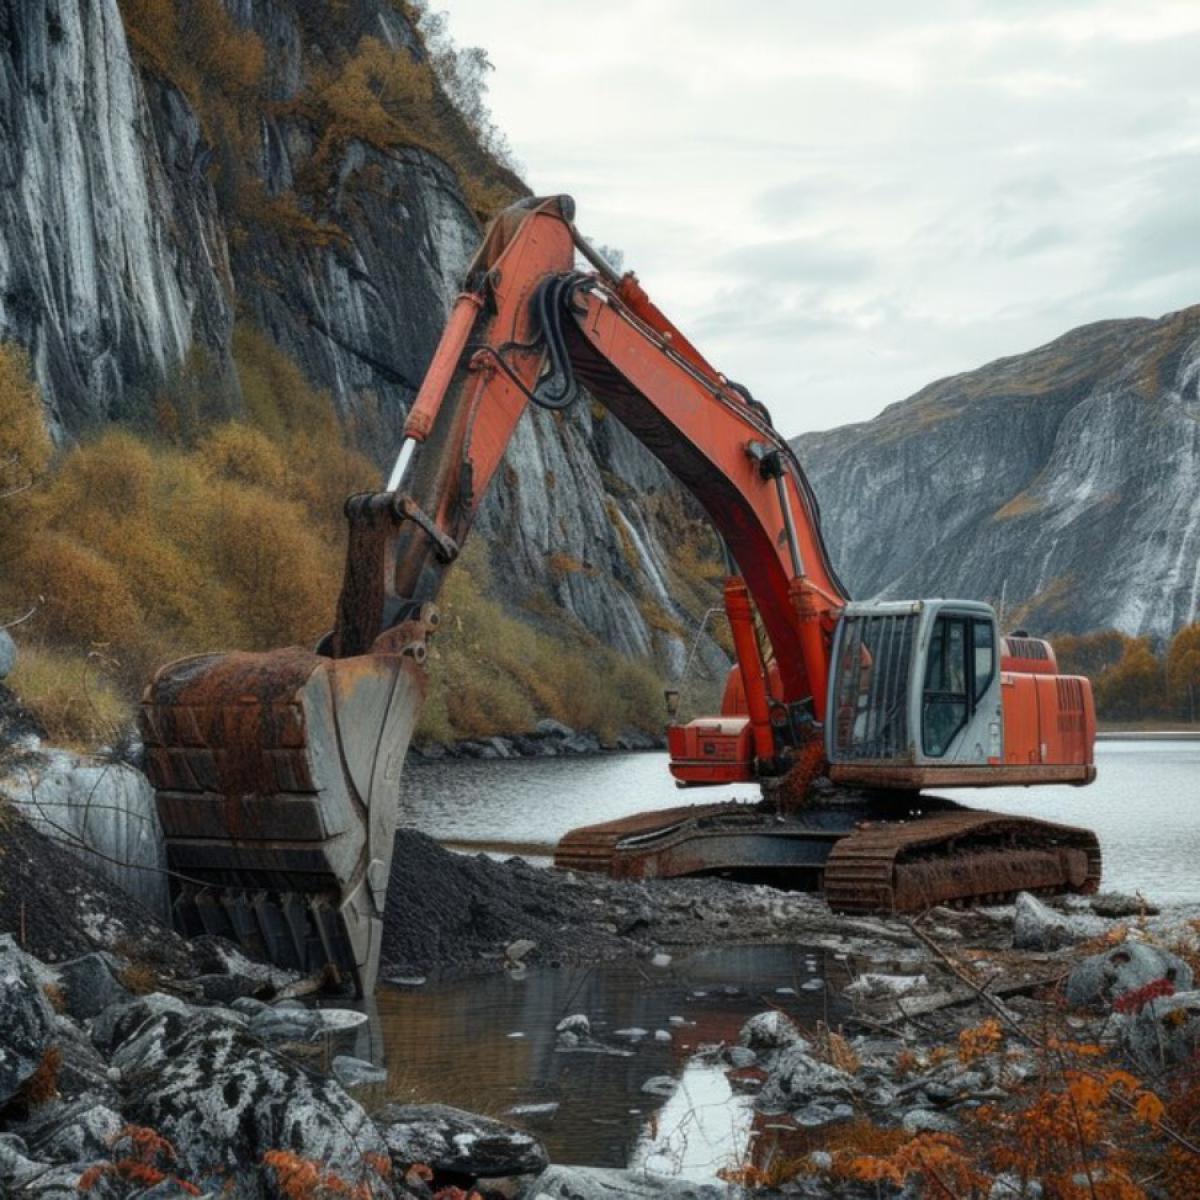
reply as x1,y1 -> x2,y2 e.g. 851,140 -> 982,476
1168,624 -> 1200,722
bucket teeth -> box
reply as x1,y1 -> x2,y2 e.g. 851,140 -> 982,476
140,642 -> 430,995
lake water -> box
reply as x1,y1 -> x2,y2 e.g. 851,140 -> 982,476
400,739 -> 1200,903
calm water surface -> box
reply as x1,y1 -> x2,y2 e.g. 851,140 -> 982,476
353,944 -> 850,1178
401,740 -> 1200,902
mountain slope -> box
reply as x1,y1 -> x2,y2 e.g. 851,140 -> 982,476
791,308 -> 1200,640
0,0 -> 728,729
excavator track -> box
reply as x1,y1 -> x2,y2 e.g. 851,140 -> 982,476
822,809 -> 1101,913
555,801 -> 1101,912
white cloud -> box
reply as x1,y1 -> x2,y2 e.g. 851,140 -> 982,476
440,0 -> 1200,433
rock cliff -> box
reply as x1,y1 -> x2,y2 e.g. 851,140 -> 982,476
792,308 -> 1200,640
0,0 -> 726,692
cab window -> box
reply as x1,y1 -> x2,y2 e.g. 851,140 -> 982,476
922,615 -> 997,757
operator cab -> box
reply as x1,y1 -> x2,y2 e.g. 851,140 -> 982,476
826,599 -> 1095,788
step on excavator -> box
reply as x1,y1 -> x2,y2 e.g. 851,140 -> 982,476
139,196 -> 1100,994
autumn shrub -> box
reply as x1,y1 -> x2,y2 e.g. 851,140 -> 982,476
0,342 -> 51,573
6,644 -> 131,750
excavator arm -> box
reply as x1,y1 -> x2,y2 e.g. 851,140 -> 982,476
139,195 -> 1098,995
334,195 -> 846,716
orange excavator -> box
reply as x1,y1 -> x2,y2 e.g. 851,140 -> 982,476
139,196 -> 1099,994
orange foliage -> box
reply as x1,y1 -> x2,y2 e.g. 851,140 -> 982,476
79,1125 -> 200,1196
958,1017 -> 1004,1065
262,1148 -> 390,1199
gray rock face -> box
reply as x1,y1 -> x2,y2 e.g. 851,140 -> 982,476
374,1101 -> 548,1178
1,750 -> 168,919
792,309 -> 1200,638
531,1164 -> 730,1200
123,1015 -> 386,1192
0,936 -> 55,1106
1,0 -> 728,696
0,0 -> 234,438
1066,942 -> 1194,1009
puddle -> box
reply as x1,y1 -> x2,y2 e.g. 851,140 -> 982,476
337,943 -> 851,1176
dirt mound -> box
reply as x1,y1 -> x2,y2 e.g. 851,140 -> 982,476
0,803 -> 196,974
380,829 -> 635,977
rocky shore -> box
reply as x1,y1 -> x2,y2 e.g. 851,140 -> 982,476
2,784 -> 1198,1197
409,718 -> 665,763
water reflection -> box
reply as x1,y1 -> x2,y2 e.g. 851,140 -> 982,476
360,944 -> 849,1172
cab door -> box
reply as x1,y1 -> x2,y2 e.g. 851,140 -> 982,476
920,612 -> 998,762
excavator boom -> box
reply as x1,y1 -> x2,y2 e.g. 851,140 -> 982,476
140,196 -> 1098,993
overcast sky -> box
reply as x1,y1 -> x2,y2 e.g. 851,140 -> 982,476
441,1 -> 1200,436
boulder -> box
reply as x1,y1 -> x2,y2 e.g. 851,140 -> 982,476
124,1015 -> 386,1190
738,1010 -> 808,1055
0,1134 -> 53,1191
1012,893 -> 1095,951
0,629 -> 15,679
56,953 -> 132,1021
1066,943 -> 1193,1009
902,1109 -> 960,1134
757,1045 -> 858,1114
0,936 -> 56,1106
1121,990 -> 1200,1070
374,1102 -> 548,1178
531,1164 -> 728,1199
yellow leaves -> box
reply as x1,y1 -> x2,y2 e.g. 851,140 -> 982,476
958,1018 -> 1004,1065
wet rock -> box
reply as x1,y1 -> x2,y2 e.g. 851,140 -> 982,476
640,1076 -> 678,1097
247,1006 -> 366,1044
1066,943 -> 1193,1009
56,953 -> 132,1021
1121,990 -> 1200,1070
506,939 -> 536,965
331,1055 -> 388,1089
125,1016 -> 385,1187
0,936 -> 56,1106
0,630 -> 15,679
739,1010 -> 808,1054
375,1102 -> 548,1178
15,1096 -> 123,1163
1090,892 -> 1160,918
556,1013 -> 590,1037
531,1164 -> 728,1199
757,1046 -> 858,1114
1012,893 -> 1093,951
